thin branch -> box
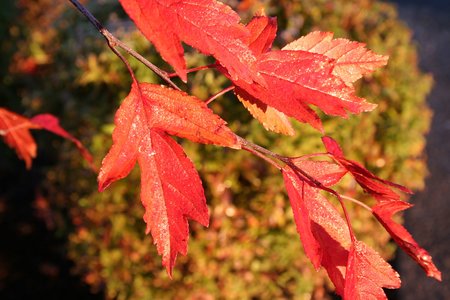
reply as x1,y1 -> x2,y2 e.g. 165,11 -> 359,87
341,195 -> 372,212
168,64 -> 217,78
206,86 -> 235,105
241,143 -> 282,170
68,0 -> 181,91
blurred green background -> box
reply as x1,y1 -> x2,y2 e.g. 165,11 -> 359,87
0,0 -> 432,299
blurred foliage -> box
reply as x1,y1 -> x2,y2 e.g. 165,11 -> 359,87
0,0 -> 432,299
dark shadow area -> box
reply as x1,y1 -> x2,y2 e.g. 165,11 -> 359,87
0,155 -> 102,300
388,1 -> 450,299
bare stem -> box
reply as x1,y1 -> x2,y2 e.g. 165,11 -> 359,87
68,0 -> 181,91
206,86 -> 235,105
341,195 -> 372,212
168,64 -> 217,78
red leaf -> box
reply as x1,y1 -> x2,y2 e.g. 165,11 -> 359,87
0,108 -> 93,169
0,108 -> 39,169
31,114 -> 94,170
322,136 -> 441,281
232,16 -> 295,136
373,201 -> 442,281
246,15 -> 277,56
98,82 -> 238,275
283,167 -> 402,298
322,135 -> 344,157
257,50 -> 377,118
119,0 -> 262,84
283,166 -> 352,294
344,240 -> 401,299
139,84 -> 239,147
139,129 -> 209,276
290,159 -> 347,187
219,29 -> 386,131
283,31 -> 389,84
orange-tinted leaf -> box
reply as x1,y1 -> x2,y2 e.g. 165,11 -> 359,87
140,84 -> 239,147
236,93 -> 295,136
120,0 -> 261,84
99,82 -> 238,275
257,50 -> 377,118
345,241 -> 401,300
31,114 -> 94,170
0,108 -> 92,169
283,31 -> 389,84
0,108 -> 39,169
322,136 -> 441,281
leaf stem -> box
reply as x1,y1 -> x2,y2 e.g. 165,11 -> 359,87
68,0 -> 181,91
168,64 -> 217,78
206,86 -> 235,105
341,195 -> 372,212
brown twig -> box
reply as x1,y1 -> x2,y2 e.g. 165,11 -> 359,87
68,0 -> 181,91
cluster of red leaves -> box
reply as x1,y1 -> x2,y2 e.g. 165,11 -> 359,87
283,137 -> 441,298
2,0 -> 441,298
0,108 -> 93,170
96,0 -> 441,298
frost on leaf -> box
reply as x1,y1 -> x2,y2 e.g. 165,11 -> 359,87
98,82 -> 239,275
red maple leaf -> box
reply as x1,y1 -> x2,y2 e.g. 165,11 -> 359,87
218,16 -> 382,132
119,0 -> 262,84
0,108 -> 93,169
98,82 -> 239,275
322,136 -> 442,281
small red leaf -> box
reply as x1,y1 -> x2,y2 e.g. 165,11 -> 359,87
373,201 -> 442,281
246,15 -> 277,56
0,108 -> 39,169
99,82 -> 238,274
344,240 -> 401,300
120,0 -> 262,84
283,31 -> 389,84
0,108 -> 92,169
31,114 -> 94,170
322,136 -> 344,157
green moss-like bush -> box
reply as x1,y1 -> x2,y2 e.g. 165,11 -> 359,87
1,0 -> 431,298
